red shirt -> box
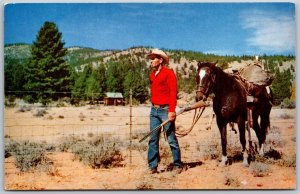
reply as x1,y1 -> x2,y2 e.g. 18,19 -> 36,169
150,66 -> 177,112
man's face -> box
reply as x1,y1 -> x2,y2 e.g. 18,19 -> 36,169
150,56 -> 163,70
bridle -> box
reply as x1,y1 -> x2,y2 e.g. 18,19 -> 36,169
196,67 -> 213,101
196,85 -> 209,100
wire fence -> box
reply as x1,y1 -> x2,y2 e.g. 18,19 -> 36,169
3,90 -> 296,172
4,98 -> 296,168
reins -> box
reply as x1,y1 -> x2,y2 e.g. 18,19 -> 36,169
175,107 -> 206,137
139,100 -> 209,143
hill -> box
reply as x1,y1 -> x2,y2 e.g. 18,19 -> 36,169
4,44 -> 295,76
4,44 -> 32,65
4,44 -> 296,105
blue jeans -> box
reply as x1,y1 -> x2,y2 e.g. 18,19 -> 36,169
148,106 -> 182,169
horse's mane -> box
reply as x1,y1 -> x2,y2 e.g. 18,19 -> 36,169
213,66 -> 243,92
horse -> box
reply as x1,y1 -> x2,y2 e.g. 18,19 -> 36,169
196,61 -> 249,166
196,61 -> 273,166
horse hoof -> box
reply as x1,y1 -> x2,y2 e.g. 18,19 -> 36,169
242,161 -> 250,167
259,151 -> 264,157
218,160 -> 229,167
259,144 -> 265,156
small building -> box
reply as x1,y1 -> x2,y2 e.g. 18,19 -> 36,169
104,92 -> 125,106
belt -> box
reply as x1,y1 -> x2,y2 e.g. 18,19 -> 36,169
152,104 -> 168,108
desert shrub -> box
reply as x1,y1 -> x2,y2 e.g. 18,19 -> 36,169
5,96 -> 16,107
12,140 -> 49,172
269,125 -> 280,133
59,134 -> 124,168
264,148 -> 282,160
74,140 -> 123,168
57,135 -> 85,152
77,145 -> 123,168
16,106 -> 32,113
255,147 -> 296,168
250,162 -> 271,177
224,173 -> 240,187
279,113 -> 294,119
136,182 -> 153,190
56,98 -> 70,107
5,139 -> 20,158
279,154 -> 296,168
197,137 -> 220,160
33,108 -> 47,117
4,134 -> 11,138
198,143 -> 219,160
280,98 -> 295,109
266,126 -> 285,148
44,143 -> 56,152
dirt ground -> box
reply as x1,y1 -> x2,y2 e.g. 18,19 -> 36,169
4,105 -> 297,190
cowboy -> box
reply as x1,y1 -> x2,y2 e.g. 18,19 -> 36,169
147,49 -> 183,174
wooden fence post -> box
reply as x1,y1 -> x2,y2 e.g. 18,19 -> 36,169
129,89 -> 132,165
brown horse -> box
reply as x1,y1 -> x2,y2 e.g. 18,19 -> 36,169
196,61 -> 249,166
196,61 -> 273,166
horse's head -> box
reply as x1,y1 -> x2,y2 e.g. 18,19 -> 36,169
195,61 -> 218,101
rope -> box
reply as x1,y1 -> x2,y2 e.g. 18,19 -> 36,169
175,107 -> 206,137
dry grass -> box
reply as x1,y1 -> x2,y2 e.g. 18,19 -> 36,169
5,139 -> 52,172
224,173 -> 240,188
250,162 -> 271,177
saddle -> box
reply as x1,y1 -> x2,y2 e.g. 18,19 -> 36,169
231,62 -> 274,129
231,62 -> 274,100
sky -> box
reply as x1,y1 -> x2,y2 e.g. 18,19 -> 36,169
4,2 -> 296,56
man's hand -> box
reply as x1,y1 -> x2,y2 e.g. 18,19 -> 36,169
168,112 -> 176,121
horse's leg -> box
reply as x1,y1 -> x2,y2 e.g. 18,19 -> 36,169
217,118 -> 228,166
252,111 -> 263,155
237,119 -> 249,166
258,104 -> 271,156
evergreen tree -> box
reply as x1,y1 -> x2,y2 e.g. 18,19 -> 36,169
271,68 -> 292,105
4,62 -> 26,97
24,21 -> 71,104
85,73 -> 101,101
72,64 -> 93,101
123,69 -> 148,103
95,63 -> 107,100
106,62 -> 124,93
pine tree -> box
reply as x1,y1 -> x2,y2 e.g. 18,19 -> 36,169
123,69 -> 148,103
106,62 -> 124,93
271,68 -> 292,105
95,63 -> 107,100
24,21 -> 71,104
72,64 -> 93,102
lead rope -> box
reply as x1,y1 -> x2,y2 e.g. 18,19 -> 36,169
175,107 -> 206,137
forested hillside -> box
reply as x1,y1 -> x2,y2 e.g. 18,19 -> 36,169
4,43 -> 295,106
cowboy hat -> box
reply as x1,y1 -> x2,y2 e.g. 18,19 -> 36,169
148,49 -> 169,64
